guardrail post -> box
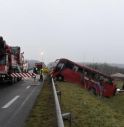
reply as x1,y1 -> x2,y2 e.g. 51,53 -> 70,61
62,113 -> 71,127
57,91 -> 62,105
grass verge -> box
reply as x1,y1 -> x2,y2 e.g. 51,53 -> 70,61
57,82 -> 124,127
25,80 -> 57,127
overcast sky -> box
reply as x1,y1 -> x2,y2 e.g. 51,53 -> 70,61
0,0 -> 124,64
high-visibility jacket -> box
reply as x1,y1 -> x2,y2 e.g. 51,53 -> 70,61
42,67 -> 49,74
40,68 -> 43,74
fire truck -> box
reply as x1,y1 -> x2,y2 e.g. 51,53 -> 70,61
0,36 -> 24,84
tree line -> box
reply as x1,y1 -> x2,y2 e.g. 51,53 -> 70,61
87,63 -> 124,75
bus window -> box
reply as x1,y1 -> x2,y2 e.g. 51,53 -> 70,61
78,68 -> 83,73
65,62 -> 74,69
73,65 -> 78,72
56,63 -> 64,71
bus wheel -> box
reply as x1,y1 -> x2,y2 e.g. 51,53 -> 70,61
57,75 -> 64,81
91,88 -> 97,95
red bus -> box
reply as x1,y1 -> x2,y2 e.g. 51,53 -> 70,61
52,58 -> 116,97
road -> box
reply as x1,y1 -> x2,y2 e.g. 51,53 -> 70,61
0,77 -> 42,127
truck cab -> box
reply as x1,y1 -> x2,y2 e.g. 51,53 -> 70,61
0,37 -> 23,84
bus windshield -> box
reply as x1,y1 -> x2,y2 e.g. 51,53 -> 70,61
53,59 -> 60,68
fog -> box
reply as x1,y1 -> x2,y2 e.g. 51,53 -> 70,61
0,0 -> 124,64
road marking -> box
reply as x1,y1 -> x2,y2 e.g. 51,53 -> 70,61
5,88 -> 38,126
2,96 -> 20,109
26,86 -> 31,89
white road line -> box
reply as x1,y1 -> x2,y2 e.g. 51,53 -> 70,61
2,96 -> 20,109
26,86 -> 31,89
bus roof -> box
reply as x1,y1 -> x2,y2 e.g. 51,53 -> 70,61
57,58 -> 112,79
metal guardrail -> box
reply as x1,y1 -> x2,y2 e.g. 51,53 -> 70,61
52,78 -> 64,127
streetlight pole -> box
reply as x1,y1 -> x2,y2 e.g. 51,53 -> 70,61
40,51 -> 44,62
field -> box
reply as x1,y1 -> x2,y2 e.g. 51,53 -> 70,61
25,79 -> 124,127
57,81 -> 124,127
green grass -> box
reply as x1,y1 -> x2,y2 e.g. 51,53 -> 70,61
25,80 -> 57,127
57,82 -> 124,127
24,79 -> 124,127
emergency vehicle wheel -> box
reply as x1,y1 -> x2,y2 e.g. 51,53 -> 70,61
9,77 -> 14,85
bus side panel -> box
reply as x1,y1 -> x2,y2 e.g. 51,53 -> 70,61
102,84 -> 116,97
61,68 -> 81,84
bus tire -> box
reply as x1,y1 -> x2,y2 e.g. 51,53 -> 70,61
113,88 -> 117,96
57,75 -> 64,81
91,88 -> 97,95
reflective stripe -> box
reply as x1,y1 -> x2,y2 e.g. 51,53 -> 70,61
15,73 -> 22,77
10,73 -> 37,78
11,73 -> 18,78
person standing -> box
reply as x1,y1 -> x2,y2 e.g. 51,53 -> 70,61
98,79 -> 104,97
39,68 -> 43,81
33,67 -> 38,74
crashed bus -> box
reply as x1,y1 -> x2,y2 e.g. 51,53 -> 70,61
51,58 -> 116,97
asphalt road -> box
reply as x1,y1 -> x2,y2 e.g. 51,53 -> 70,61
0,77 -> 43,127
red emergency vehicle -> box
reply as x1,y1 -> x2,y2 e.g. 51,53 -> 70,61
35,62 -> 45,73
0,36 -> 24,84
